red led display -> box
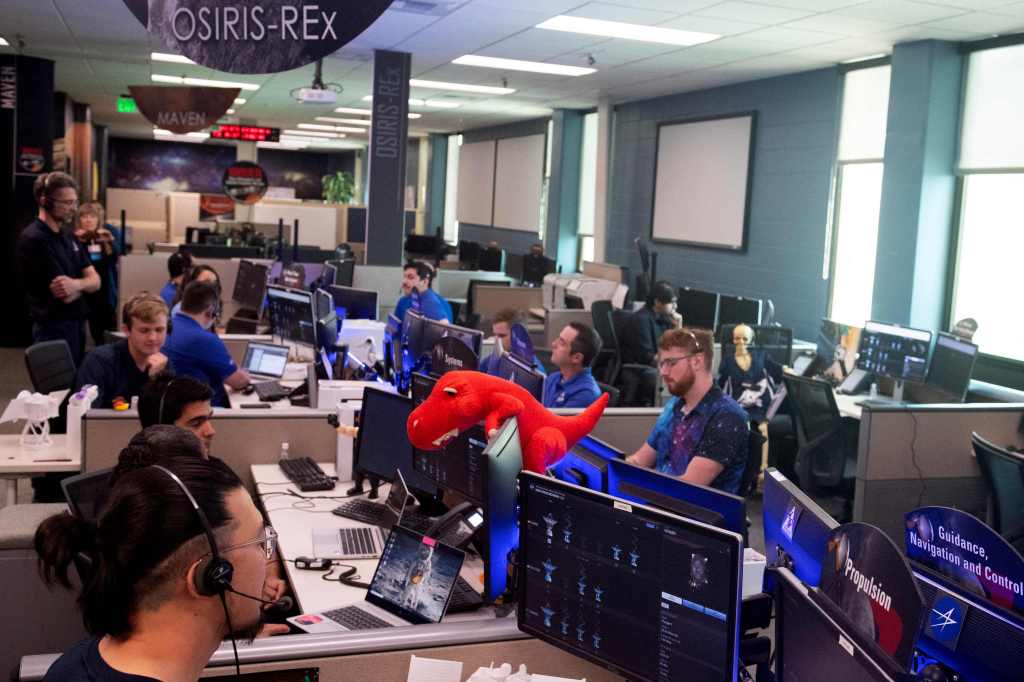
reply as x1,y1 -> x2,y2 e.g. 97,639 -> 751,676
211,125 -> 280,142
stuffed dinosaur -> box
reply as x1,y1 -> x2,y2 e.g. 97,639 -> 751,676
406,371 -> 609,473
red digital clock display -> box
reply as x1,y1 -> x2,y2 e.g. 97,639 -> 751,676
211,125 -> 280,142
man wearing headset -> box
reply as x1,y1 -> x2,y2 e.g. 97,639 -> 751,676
139,375 -> 216,456
17,172 -> 101,365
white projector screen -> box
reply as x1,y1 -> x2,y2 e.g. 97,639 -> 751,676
456,139 -> 496,226
651,113 -> 756,251
493,133 -> 546,232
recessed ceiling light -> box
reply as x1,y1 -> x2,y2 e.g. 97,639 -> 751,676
840,53 -> 888,64
362,96 -> 425,106
283,129 -> 343,138
225,108 -> 236,115
536,15 -> 719,47
151,52 -> 195,64
259,140 -> 308,149
453,55 -> 595,77
234,98 -> 247,105
315,117 -> 372,126
151,74 -> 260,91
298,123 -> 341,131
410,78 -> 515,95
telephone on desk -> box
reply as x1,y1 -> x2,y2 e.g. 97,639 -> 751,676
423,501 -> 484,550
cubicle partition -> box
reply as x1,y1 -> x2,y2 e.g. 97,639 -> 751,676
434,270 -> 513,302
552,407 -> 661,455
543,309 -> 596,347
854,402 -> 1024,543
474,286 -> 544,321
118,253 -> 249,320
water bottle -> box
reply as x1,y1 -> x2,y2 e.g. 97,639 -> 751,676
869,382 -> 878,399
66,385 -> 98,460
279,441 -> 290,462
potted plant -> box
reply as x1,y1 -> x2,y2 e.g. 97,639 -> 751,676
322,170 -> 355,204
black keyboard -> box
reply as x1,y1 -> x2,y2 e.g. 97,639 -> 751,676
278,457 -> 334,492
447,576 -> 484,613
333,498 -> 388,525
322,605 -> 392,631
400,509 -> 433,534
254,381 -> 291,402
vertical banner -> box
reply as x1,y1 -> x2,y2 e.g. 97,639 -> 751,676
365,49 -> 410,266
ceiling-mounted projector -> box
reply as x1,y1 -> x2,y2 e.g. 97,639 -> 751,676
298,88 -> 337,104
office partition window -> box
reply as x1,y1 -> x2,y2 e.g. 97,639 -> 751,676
953,44 -> 1024,362
827,64 -> 891,328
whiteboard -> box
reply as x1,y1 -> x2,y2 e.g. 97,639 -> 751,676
456,140 -> 496,226
493,134 -> 545,232
651,113 -> 755,251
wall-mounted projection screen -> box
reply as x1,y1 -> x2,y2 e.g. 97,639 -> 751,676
651,112 -> 756,251
456,140 -> 496,226
493,133 -> 546,232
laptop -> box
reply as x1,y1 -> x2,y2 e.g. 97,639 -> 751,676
241,341 -> 289,379
289,525 -> 466,633
313,470 -> 413,560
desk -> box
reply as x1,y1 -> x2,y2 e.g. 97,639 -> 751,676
228,362 -> 310,410
0,435 -> 74,507
834,393 -> 863,420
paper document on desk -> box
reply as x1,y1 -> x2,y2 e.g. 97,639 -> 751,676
407,655 -> 462,682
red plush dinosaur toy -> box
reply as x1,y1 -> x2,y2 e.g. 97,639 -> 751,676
406,371 -> 608,473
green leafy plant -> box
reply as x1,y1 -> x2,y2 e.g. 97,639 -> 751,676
321,170 -> 355,204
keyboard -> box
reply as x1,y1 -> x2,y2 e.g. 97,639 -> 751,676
279,457 -> 335,492
447,576 -> 484,613
400,509 -> 433,534
322,605 -> 393,631
254,381 -> 291,402
333,498 -> 388,525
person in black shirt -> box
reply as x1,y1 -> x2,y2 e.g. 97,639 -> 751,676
73,202 -> 120,347
71,293 -> 171,409
619,281 -> 682,406
17,172 -> 100,365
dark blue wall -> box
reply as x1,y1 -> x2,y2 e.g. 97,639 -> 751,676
605,67 -> 842,341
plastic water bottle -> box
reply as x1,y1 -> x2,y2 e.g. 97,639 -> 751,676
869,382 -> 878,399
279,441 -> 290,462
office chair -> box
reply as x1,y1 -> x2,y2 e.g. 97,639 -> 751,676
606,308 -> 661,407
478,246 -> 504,272
590,300 -> 620,385
25,340 -> 77,394
464,279 -> 511,329
972,432 -> 1024,553
596,381 -> 621,408
782,374 -> 858,521
459,240 -> 481,270
738,424 -> 768,499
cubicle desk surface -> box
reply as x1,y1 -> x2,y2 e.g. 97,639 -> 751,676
227,361 -> 311,410
0,435 -> 73,506
833,393 -> 863,420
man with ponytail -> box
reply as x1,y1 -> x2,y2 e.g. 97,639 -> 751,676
35,454 -> 271,680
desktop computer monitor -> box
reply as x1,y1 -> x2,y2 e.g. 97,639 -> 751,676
326,285 -> 378,321
522,254 -> 555,286
762,468 -> 839,589
857,321 -> 932,383
420,318 -> 483,360
313,288 -> 338,351
325,259 -> 355,287
677,287 -> 719,330
402,311 -> 429,364
495,353 -> 544,402
546,434 -> 623,492
606,459 -> 746,536
775,566 -> 908,681
384,313 -> 402,386
232,260 -> 269,313
518,471 -> 744,682
353,387 -> 439,500
925,332 -> 978,403
717,294 -> 761,327
266,285 -> 317,347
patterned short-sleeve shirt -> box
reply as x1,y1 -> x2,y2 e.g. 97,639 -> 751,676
645,386 -> 750,494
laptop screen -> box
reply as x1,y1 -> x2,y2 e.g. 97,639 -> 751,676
243,342 -> 289,377
365,526 -> 465,625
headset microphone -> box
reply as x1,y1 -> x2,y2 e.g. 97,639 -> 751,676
222,586 -> 293,613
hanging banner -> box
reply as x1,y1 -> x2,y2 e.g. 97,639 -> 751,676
123,0 -> 393,74
819,522 -> 925,671
129,85 -> 239,134
199,193 -> 235,221
222,161 -> 268,204
905,506 -> 1024,618
431,335 -> 478,376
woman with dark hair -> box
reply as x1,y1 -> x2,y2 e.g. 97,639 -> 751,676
170,263 -> 221,319
35,455 -> 271,681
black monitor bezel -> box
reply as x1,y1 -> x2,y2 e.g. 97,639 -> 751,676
325,284 -> 379,321
925,331 -> 979,402
265,284 -> 317,348
856,320 -> 933,383
353,387 -> 439,498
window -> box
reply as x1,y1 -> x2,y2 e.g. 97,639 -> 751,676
826,65 -> 891,327
953,44 -> 1024,362
443,134 -> 461,244
577,112 -> 598,268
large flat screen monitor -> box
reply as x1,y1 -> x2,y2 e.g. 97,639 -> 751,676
232,260 -> 269,312
326,284 -> 379,321
677,287 -> 719,330
857,321 -> 932,383
717,294 -> 761,327
925,332 -> 978,403
324,259 -> 355,287
266,285 -> 316,347
354,387 -> 440,499
762,468 -> 838,589
518,471 -> 743,682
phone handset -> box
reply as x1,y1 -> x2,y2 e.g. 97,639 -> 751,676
425,501 -> 485,549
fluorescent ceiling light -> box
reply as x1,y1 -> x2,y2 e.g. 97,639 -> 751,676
410,78 -> 514,95
362,96 -> 423,105
151,74 -> 260,91
537,15 -> 719,47
0,37 -> 9,47
153,129 -> 209,141
151,52 -> 195,65
424,99 -> 461,109
840,53 -> 888,64
453,55 -> 595,77
298,123 -> 340,131
334,106 -> 372,115
315,117 -> 372,126
298,123 -> 366,134
259,140 -> 307,149
225,109 -> 235,115
234,98 -> 246,105
283,129 -> 343,138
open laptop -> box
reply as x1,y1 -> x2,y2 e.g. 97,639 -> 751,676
241,341 -> 289,379
313,470 -> 413,560
289,525 -> 466,633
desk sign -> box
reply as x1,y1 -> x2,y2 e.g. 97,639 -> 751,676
819,522 -> 925,671
129,85 -> 239,134
906,506 -> 1024,618
509,323 -> 535,365
124,0 -> 393,74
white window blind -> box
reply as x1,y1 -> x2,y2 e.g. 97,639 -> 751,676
959,44 -> 1024,171
837,65 -> 890,162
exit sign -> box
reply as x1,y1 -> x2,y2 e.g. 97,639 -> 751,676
117,96 -> 137,113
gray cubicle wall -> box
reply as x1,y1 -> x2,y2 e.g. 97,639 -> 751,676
854,402 -> 1024,543
552,408 -> 661,454
474,286 -> 544,321
118,254 -> 251,321
434,270 -> 513,302
82,409 -> 336,492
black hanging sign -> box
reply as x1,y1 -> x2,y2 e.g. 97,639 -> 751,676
129,85 -> 239,134
124,0 -> 394,74
222,161 -> 268,204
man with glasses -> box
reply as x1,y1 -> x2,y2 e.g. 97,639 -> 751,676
17,172 -> 101,364
625,328 -> 750,494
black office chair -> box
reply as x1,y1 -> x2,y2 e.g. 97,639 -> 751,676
596,381 -> 621,408
782,374 -> 858,521
972,432 -> 1024,553
465,279 -> 511,329
590,300 -> 620,385
604,308 -> 661,407
738,424 -> 768,499
25,340 -> 77,394
459,240 -> 481,270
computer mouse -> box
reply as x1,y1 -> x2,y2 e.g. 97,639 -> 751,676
242,384 -> 255,395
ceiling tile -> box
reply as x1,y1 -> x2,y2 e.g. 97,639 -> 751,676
657,14 -> 766,35
925,10 -> 1024,32
693,1 -> 816,24
565,2 -> 682,24
740,26 -> 843,47
345,10 -> 440,50
749,0 -> 869,9
783,14 -> 904,36
834,1 -> 968,24
474,28 -> 604,62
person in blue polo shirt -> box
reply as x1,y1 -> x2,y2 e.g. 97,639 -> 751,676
479,308 -> 545,376
162,281 -> 251,407
394,261 -> 452,323
542,322 -> 603,409
625,327 -> 750,495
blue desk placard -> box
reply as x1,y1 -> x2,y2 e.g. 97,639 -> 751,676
905,506 -> 1024,619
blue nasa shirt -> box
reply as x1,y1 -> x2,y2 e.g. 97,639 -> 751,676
542,368 -> 601,409
162,313 -> 237,407
159,281 -> 177,307
395,287 -> 452,323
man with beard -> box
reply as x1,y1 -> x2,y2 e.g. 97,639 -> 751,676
625,328 -> 749,494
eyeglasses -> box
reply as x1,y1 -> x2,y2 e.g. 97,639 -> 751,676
657,354 -> 697,371
217,525 -> 277,560
52,198 -> 78,207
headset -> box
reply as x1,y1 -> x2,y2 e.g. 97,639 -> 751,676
157,379 -> 177,425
